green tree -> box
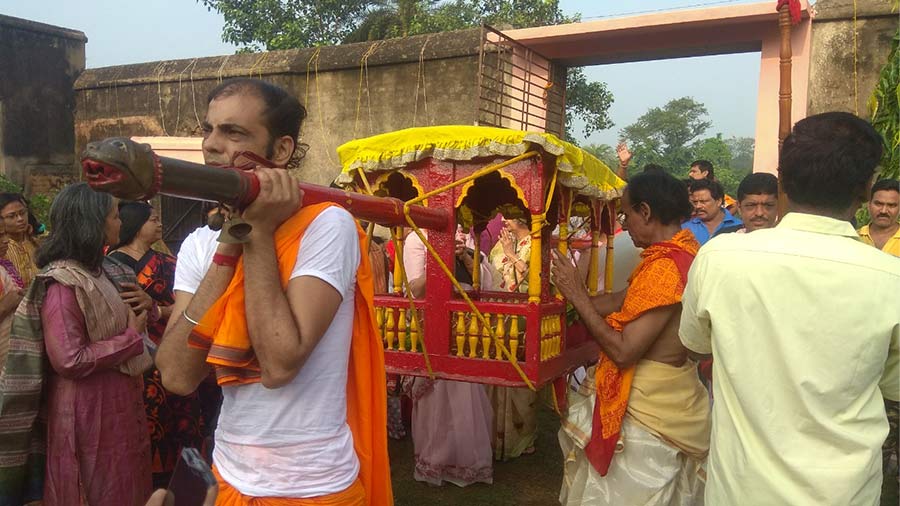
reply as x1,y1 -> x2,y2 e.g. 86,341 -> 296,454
582,143 -> 618,169
725,136 -> 755,172
199,0 -> 613,139
691,134 -> 748,195
620,97 -> 711,176
869,28 -> 899,180
619,98 -> 751,194
566,67 -> 614,139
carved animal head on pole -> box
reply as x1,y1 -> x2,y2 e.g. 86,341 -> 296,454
81,137 -> 162,201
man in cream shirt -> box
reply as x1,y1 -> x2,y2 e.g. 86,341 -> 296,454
680,112 -> 900,505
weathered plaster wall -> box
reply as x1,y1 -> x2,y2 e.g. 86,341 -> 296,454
75,29 -> 483,187
0,15 -> 86,193
807,0 -> 897,116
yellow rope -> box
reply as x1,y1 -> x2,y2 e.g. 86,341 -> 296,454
355,41 -> 382,138
413,35 -> 431,127
357,167 -> 374,195
403,207 -> 534,390
407,151 -> 538,206
399,152 -> 557,391
248,51 -> 270,79
304,48 -> 339,167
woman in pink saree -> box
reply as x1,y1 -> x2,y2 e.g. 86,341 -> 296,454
403,228 -> 494,487
0,183 -> 153,505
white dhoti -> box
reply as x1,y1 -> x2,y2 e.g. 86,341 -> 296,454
559,360 -> 710,506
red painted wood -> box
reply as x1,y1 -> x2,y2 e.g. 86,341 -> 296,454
362,152 -> 606,387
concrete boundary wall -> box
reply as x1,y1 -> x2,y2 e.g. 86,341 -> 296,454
0,14 -> 86,193
807,0 -> 898,118
75,29 -> 484,186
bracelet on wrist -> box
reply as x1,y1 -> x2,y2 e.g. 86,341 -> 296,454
182,309 -> 201,326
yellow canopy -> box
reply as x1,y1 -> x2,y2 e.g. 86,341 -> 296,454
336,125 -> 625,200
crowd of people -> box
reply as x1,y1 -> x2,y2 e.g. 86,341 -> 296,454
0,78 -> 894,506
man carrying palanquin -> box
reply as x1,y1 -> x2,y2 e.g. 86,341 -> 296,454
155,78 -> 392,505
551,170 -> 710,506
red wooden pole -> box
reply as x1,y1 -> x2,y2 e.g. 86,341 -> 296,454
81,137 -> 450,231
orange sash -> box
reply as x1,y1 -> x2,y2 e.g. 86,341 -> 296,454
190,202 -> 393,506
584,229 -> 699,476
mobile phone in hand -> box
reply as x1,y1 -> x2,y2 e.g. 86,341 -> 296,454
167,448 -> 217,506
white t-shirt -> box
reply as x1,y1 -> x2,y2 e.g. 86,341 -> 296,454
174,207 -> 361,497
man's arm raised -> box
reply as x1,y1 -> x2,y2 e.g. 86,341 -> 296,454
240,168 -> 357,389
552,249 -> 677,369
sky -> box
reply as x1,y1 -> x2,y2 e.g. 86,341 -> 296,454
2,0 -> 765,147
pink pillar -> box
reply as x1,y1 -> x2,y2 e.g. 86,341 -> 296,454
753,11 -> 812,174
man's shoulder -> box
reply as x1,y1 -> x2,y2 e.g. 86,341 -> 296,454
181,225 -> 218,250
703,226 -> 900,276
309,205 -> 356,229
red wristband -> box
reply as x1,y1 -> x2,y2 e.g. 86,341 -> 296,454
212,252 -> 240,267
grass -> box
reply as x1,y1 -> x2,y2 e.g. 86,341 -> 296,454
390,407 -> 564,506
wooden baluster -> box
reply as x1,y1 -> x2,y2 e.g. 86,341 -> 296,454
467,313 -> 479,358
481,313 -> 492,359
385,308 -> 395,350
375,307 -> 384,343
554,317 -> 561,357
397,308 -> 407,351
410,310 -> 419,352
455,312 -> 466,357
509,316 -> 520,362
540,318 -> 547,361
495,315 -> 506,360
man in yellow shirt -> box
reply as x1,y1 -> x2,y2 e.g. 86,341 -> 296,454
680,112 -> 900,505
858,177 -> 900,499
859,178 -> 900,256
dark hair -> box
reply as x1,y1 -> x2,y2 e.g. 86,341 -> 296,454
626,171 -> 693,226
688,178 -> 724,201
737,172 -> 779,201
871,178 -> 900,198
0,193 -> 42,236
35,183 -> 113,271
691,160 -> 715,180
641,164 -> 667,175
114,201 -> 153,249
780,112 -> 883,213
0,193 -> 27,214
207,78 -> 308,158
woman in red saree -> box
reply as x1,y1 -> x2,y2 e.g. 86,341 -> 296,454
108,201 -> 220,489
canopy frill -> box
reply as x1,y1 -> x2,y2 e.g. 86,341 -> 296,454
336,125 -> 625,200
